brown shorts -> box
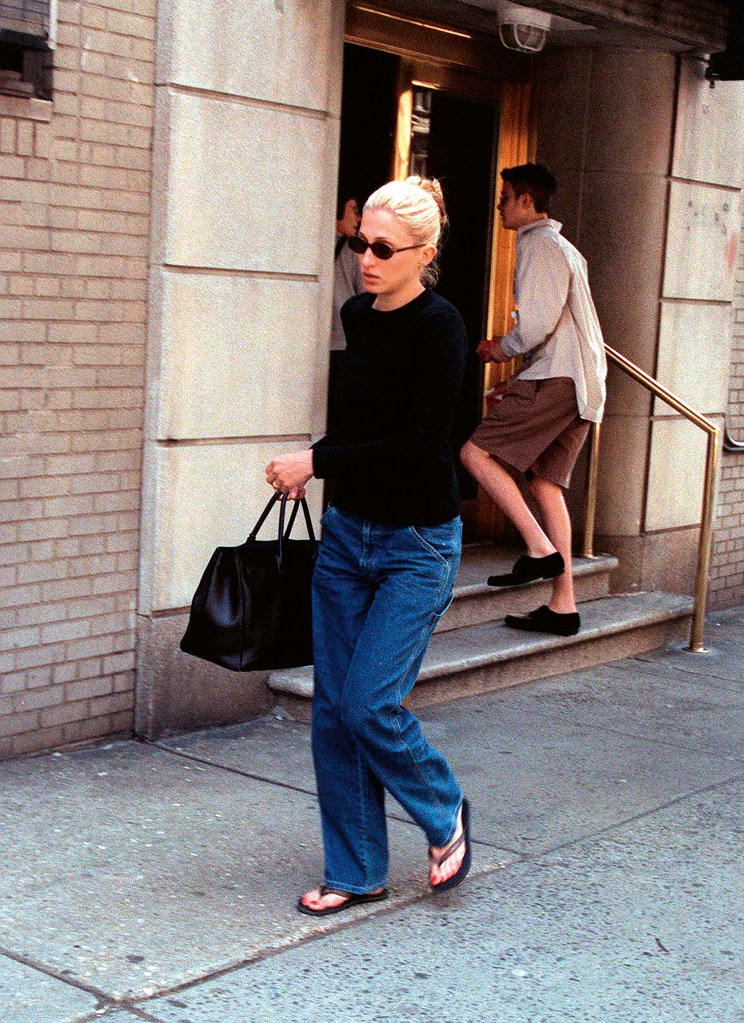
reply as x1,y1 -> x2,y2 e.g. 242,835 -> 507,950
470,377 -> 590,489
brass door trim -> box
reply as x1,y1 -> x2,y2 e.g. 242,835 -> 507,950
345,2 -> 529,80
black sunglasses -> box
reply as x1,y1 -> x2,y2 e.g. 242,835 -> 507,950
347,235 -> 425,261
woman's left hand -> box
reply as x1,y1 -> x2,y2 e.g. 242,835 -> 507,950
265,449 -> 314,501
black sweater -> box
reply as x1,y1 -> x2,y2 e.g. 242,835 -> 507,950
312,289 -> 467,526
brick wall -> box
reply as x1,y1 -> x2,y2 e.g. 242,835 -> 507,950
710,201 -> 744,610
0,0 -> 156,757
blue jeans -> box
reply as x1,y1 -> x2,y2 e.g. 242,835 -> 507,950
311,505 -> 463,894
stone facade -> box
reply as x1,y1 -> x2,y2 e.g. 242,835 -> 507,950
0,1 -> 742,757
0,0 -> 156,757
536,48 -> 744,600
134,0 -> 345,738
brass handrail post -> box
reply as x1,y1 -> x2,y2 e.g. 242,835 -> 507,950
582,420 -> 601,559
686,426 -> 721,652
593,344 -> 721,654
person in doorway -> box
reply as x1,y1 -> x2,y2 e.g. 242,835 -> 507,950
265,176 -> 472,916
328,191 -> 365,431
460,163 -> 607,637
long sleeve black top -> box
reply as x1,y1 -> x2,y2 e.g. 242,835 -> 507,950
312,289 -> 467,526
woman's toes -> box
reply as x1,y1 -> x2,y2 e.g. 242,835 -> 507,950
429,812 -> 465,885
430,844 -> 464,885
301,888 -> 332,910
300,888 -> 349,912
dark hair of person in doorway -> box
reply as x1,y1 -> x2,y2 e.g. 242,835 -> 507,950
336,185 -> 360,223
501,162 -> 557,215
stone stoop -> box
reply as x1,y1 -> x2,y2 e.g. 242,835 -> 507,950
435,546 -> 617,633
267,546 -> 693,721
269,591 -> 694,722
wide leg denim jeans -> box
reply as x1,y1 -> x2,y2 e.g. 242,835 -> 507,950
311,505 -> 463,895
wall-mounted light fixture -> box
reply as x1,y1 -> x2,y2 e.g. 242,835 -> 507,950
459,1 -> 552,52
495,1 -> 551,53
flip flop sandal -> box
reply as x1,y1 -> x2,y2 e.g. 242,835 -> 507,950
296,885 -> 389,917
429,797 -> 472,894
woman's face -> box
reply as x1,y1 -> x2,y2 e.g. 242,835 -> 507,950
356,208 -> 435,299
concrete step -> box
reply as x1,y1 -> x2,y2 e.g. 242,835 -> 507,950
439,546 -> 617,632
268,591 -> 694,721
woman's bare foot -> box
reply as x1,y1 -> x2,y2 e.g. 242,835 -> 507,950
299,888 -> 346,913
429,805 -> 465,887
298,886 -> 386,915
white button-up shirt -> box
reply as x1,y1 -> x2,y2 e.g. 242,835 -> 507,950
500,218 -> 607,422
331,236 -> 365,352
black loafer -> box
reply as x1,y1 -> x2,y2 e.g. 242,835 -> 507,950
487,552 -> 565,587
504,604 -> 580,636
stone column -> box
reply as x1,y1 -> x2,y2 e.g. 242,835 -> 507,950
536,47 -> 682,591
656,59 -> 743,601
136,1 -> 345,737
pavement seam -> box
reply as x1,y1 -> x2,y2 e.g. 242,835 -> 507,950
4,768 -> 740,1012
108,1007 -> 168,1022
78,1007 -> 167,1023
149,739 -> 527,858
0,943 -> 171,1022
632,657 -> 743,686
147,721 -> 744,860
125,860 -> 512,1009
144,739 -> 319,799
0,943 -> 114,1004
123,767 -> 744,1008
514,765 -> 744,862
488,704 -> 744,765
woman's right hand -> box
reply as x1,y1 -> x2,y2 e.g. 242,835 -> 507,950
265,449 -> 314,501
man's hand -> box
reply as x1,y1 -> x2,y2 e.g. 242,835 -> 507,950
265,450 -> 314,501
477,337 -> 510,363
485,381 -> 510,409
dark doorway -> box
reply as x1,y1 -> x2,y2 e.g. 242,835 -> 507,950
417,88 -> 497,493
338,44 -> 400,208
337,45 -> 498,500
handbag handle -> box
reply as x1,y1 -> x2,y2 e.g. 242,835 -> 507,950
247,491 -> 283,542
283,495 -> 317,543
277,494 -> 317,570
247,492 -> 317,570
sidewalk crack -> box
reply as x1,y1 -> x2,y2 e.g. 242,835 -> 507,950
520,767 -> 744,861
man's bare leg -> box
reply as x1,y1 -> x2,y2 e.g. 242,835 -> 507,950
527,474 -> 576,613
460,441 -> 556,558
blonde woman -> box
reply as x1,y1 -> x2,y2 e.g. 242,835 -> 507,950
266,177 -> 472,916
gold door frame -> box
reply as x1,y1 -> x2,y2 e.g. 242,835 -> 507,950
476,79 -> 536,537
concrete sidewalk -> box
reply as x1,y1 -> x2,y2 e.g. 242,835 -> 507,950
1,607 -> 742,1023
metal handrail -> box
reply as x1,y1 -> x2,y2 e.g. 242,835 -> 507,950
723,418 -> 744,452
582,343 -> 721,653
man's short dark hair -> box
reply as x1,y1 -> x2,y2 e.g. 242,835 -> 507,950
501,163 -> 557,214
336,188 -> 359,220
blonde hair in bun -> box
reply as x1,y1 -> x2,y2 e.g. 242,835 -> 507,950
363,176 -> 448,287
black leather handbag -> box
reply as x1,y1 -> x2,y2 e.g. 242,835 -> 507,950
180,493 -> 318,672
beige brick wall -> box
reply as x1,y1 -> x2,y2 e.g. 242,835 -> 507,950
0,0 -> 156,758
710,210 -> 744,610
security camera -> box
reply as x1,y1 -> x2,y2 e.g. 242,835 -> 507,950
496,2 -> 551,53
